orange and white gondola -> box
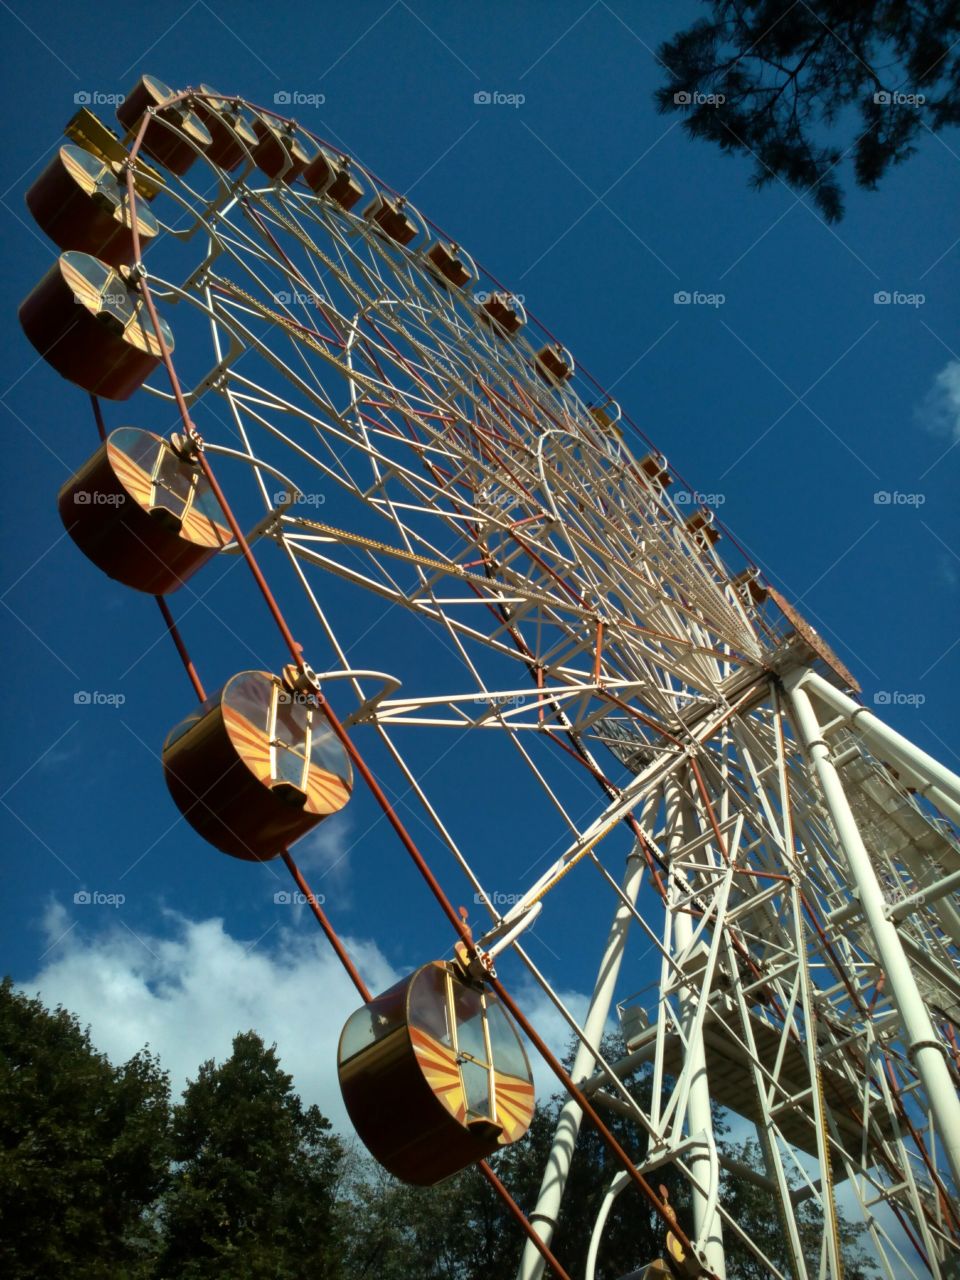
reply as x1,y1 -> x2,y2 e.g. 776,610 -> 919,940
479,290 -> 526,335
18,250 -> 174,400
364,193 -> 423,246
338,961 -> 535,1185
303,147 -> 365,209
190,86 -> 260,172
423,240 -> 476,291
117,74 -> 212,177
163,670 -> 353,861
252,116 -> 315,184
26,144 -> 160,267
58,427 -> 233,595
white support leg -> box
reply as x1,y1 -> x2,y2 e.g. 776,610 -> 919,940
788,681 -> 960,1196
516,847 -> 645,1280
666,774 -> 727,1279
801,671 -> 960,826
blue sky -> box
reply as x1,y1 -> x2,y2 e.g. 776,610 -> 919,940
1,0 -> 958,1122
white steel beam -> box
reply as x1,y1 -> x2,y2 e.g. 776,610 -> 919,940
788,681 -> 960,1196
517,847 -> 645,1280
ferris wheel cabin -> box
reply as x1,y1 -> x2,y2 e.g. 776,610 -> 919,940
58,427 -> 233,596
338,961 -> 535,1185
18,250 -> 174,400
163,670 -> 354,861
190,86 -> 261,172
26,145 -> 160,268
117,75 -> 212,176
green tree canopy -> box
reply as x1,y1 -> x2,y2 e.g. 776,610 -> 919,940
655,1 -> 960,220
0,976 -> 170,1279
159,1029 -> 345,1280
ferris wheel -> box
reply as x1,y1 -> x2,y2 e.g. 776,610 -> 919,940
18,77 -> 960,1280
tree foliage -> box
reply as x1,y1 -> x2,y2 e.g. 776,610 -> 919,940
159,1030 -> 345,1279
655,1 -> 960,220
0,976 -> 170,1279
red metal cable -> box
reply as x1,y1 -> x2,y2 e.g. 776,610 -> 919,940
476,1162 -> 572,1280
154,596 -> 206,702
280,851 -> 371,1002
89,394 -> 107,442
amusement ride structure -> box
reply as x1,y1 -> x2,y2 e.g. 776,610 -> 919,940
17,78 -> 960,1279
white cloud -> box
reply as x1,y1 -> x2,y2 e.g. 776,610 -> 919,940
916,358 -> 960,440
20,902 -> 398,1130
506,978 -> 600,1099
293,810 -> 355,902
18,904 -> 593,1131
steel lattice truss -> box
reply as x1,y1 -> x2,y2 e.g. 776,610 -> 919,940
65,93 -> 960,1279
